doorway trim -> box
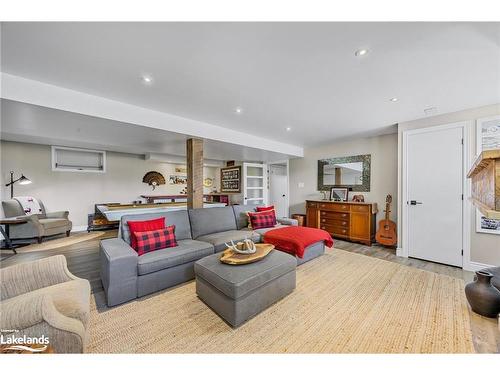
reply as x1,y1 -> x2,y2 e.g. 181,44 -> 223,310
267,160 -> 290,218
401,121 -> 471,270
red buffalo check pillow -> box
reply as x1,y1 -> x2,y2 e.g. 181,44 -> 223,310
256,205 -> 275,212
248,211 -> 277,230
127,217 -> 165,250
134,225 -> 178,256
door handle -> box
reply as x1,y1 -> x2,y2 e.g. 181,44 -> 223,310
409,200 -> 423,205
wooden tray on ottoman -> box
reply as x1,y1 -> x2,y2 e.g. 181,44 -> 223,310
220,243 -> 275,265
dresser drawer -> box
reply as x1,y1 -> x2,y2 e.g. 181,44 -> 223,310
320,210 -> 350,220
318,202 -> 350,212
321,224 -> 349,237
307,201 -> 318,208
319,217 -> 349,227
351,204 -> 369,213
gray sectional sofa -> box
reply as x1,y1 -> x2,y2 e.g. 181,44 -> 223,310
100,205 -> 298,306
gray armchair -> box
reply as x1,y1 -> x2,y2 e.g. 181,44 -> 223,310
0,255 -> 90,353
2,199 -> 72,243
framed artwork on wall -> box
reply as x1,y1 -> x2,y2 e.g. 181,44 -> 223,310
169,175 -> 188,185
475,115 -> 500,235
220,166 -> 241,193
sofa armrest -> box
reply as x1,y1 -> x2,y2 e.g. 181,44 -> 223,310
0,255 -> 77,300
45,211 -> 70,219
277,217 -> 299,226
0,293 -> 86,353
100,238 -> 138,306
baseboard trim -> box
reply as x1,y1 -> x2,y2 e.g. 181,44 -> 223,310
466,261 -> 495,272
396,247 -> 405,257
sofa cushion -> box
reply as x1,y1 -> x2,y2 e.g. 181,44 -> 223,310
189,207 -> 237,239
232,204 -> 258,229
194,249 -> 296,299
39,218 -> 70,230
137,239 -> 214,276
120,210 -> 192,244
251,223 -> 288,236
197,230 -> 261,253
135,226 -> 178,256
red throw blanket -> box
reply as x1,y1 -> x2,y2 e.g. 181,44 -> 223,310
263,226 -> 334,258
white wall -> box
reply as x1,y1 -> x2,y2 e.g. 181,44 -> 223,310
398,103 -> 500,267
289,133 -> 398,230
0,141 -> 220,230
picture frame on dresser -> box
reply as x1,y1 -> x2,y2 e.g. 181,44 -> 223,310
475,115 -> 500,235
329,187 -> 348,202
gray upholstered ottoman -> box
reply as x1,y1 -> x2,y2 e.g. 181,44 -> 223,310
194,250 -> 297,327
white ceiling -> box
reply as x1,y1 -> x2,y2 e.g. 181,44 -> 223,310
0,99 -> 291,162
1,22 -> 500,147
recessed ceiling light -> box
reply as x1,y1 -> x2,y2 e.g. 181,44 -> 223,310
141,75 -> 153,84
355,49 -> 369,57
285,127 -> 292,131
390,97 -> 398,102
235,107 -> 243,114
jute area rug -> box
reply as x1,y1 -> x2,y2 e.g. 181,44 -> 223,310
3,232 -> 105,254
88,248 -> 474,353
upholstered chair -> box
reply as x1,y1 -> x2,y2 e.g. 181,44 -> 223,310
2,199 -> 72,243
0,255 -> 90,353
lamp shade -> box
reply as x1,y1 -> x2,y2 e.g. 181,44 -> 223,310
18,175 -> 32,185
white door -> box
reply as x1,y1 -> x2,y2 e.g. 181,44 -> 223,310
242,162 -> 268,206
269,164 -> 288,218
406,125 -> 464,267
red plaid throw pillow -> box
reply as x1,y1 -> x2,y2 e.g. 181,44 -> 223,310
134,225 -> 178,256
127,217 -> 165,250
248,211 -> 276,230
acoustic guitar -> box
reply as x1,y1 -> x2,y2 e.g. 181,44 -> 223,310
375,194 -> 397,246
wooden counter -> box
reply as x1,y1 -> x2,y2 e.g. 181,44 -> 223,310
306,200 -> 378,246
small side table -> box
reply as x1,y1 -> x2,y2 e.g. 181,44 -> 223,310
291,214 -> 306,227
0,217 -> 28,254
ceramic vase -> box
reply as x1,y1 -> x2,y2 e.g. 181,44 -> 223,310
465,271 -> 500,318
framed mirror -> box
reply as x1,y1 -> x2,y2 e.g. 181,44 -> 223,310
318,154 -> 371,192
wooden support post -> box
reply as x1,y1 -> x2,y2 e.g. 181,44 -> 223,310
187,138 -> 204,209
334,167 -> 342,185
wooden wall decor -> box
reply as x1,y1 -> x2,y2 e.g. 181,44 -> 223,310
142,171 -> 166,190
467,149 -> 500,220
220,166 -> 241,193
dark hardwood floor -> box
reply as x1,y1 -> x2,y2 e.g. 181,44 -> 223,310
1,233 -> 498,353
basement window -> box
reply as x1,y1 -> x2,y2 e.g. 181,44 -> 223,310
52,146 -> 106,173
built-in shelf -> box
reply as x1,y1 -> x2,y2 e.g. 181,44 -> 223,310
52,146 -> 106,173
246,187 -> 264,190
467,149 -> 500,219
246,197 -> 265,201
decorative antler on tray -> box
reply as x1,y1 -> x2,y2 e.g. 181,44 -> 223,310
224,238 -> 257,254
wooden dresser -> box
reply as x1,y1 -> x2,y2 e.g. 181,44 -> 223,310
306,200 -> 378,246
